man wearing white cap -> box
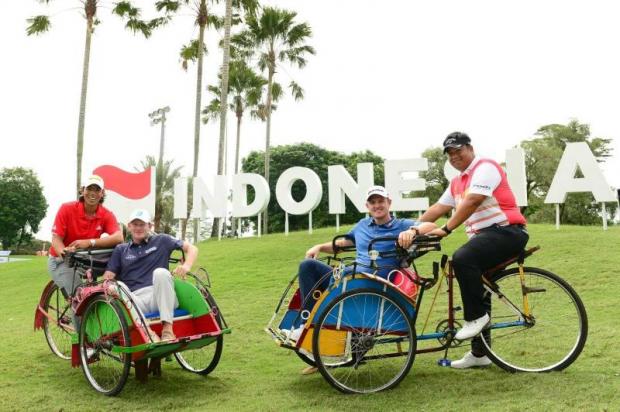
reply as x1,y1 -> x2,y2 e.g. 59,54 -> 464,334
48,175 -> 123,296
287,185 -> 437,346
103,209 -> 198,342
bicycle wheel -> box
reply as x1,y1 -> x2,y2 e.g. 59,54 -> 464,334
313,288 -> 416,394
175,335 -> 223,375
481,267 -> 588,372
79,295 -> 131,396
175,292 -> 223,375
42,283 -> 74,360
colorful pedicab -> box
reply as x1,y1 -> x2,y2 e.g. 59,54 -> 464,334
266,235 -> 588,394
35,249 -> 230,396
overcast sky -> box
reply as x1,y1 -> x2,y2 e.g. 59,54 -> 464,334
1,0 -> 619,241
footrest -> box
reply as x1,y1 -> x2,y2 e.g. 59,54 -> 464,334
144,309 -> 190,319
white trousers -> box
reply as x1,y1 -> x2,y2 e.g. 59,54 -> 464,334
130,268 -> 179,324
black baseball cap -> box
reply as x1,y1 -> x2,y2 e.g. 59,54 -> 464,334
443,132 -> 471,153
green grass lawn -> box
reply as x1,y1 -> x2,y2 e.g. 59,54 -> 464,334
0,224 -> 618,411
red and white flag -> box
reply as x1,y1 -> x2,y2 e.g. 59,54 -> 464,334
93,165 -> 155,224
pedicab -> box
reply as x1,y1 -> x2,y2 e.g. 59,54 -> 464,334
266,234 -> 440,394
266,234 -> 588,394
35,249 -> 230,396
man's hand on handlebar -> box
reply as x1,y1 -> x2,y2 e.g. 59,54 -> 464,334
305,245 -> 322,259
102,271 -> 116,281
398,228 -> 419,249
173,263 -> 192,279
67,239 -> 92,249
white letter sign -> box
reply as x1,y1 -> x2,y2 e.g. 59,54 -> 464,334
275,167 -> 322,215
545,142 -> 616,203
328,163 -> 374,213
384,159 -> 429,211
232,173 -> 270,217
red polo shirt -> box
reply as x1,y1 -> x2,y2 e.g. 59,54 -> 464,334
49,201 -> 119,257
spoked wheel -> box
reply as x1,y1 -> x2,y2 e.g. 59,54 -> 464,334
175,292 -> 223,375
175,335 -> 223,375
313,288 -> 416,394
79,295 -> 132,396
481,267 -> 588,372
42,283 -> 74,360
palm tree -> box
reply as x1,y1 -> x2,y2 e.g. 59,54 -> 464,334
231,7 -> 315,233
137,156 -> 183,233
203,60 -> 266,235
27,1 -> 155,195
156,0 -> 224,241
212,0 -> 257,238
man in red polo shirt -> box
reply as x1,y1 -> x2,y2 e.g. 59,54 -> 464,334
48,175 -> 123,296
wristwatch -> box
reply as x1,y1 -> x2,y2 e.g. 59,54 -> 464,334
441,224 -> 452,235
89,239 -> 96,248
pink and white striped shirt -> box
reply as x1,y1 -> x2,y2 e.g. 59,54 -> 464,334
438,157 -> 526,238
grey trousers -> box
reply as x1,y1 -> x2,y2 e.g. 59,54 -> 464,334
128,268 -> 179,323
48,257 -> 81,297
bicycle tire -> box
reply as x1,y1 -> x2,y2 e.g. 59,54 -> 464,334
313,288 -> 416,394
481,267 -> 588,372
79,296 -> 132,396
42,282 -> 74,360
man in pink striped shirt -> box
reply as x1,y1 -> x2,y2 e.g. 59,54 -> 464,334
411,132 -> 529,369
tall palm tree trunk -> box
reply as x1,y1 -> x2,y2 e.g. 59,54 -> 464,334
155,118 -> 166,232
231,113 -> 242,236
189,3 -> 208,243
76,4 -> 95,196
212,0 -> 233,238
263,67 -> 274,234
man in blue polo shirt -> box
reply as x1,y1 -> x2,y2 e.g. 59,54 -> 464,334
103,209 -> 198,342
287,185 -> 437,343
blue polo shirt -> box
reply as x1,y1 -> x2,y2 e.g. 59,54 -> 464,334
345,216 -> 417,275
106,234 -> 183,291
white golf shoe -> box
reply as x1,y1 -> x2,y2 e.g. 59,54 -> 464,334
451,351 -> 492,369
454,313 -> 490,340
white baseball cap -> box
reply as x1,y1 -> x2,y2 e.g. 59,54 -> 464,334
366,185 -> 390,200
83,175 -> 104,190
128,209 -> 152,224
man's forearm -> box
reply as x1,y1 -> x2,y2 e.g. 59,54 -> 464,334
93,231 -> 123,248
183,244 -> 199,268
420,203 -> 451,223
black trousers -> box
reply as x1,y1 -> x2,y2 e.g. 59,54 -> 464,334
451,224 -> 529,355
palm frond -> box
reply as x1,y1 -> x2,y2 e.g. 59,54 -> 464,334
289,81 -> 304,101
113,1 -> 138,18
26,15 -> 51,36
126,18 -> 152,37
179,39 -> 208,70
286,22 -> 312,46
207,14 -> 224,30
271,81 -> 283,102
201,98 -> 221,124
155,0 -> 180,13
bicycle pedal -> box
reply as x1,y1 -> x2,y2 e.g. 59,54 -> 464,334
453,306 -> 462,312
437,358 -> 451,367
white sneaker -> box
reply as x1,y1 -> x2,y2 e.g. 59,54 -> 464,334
451,351 -> 492,369
454,313 -> 490,340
